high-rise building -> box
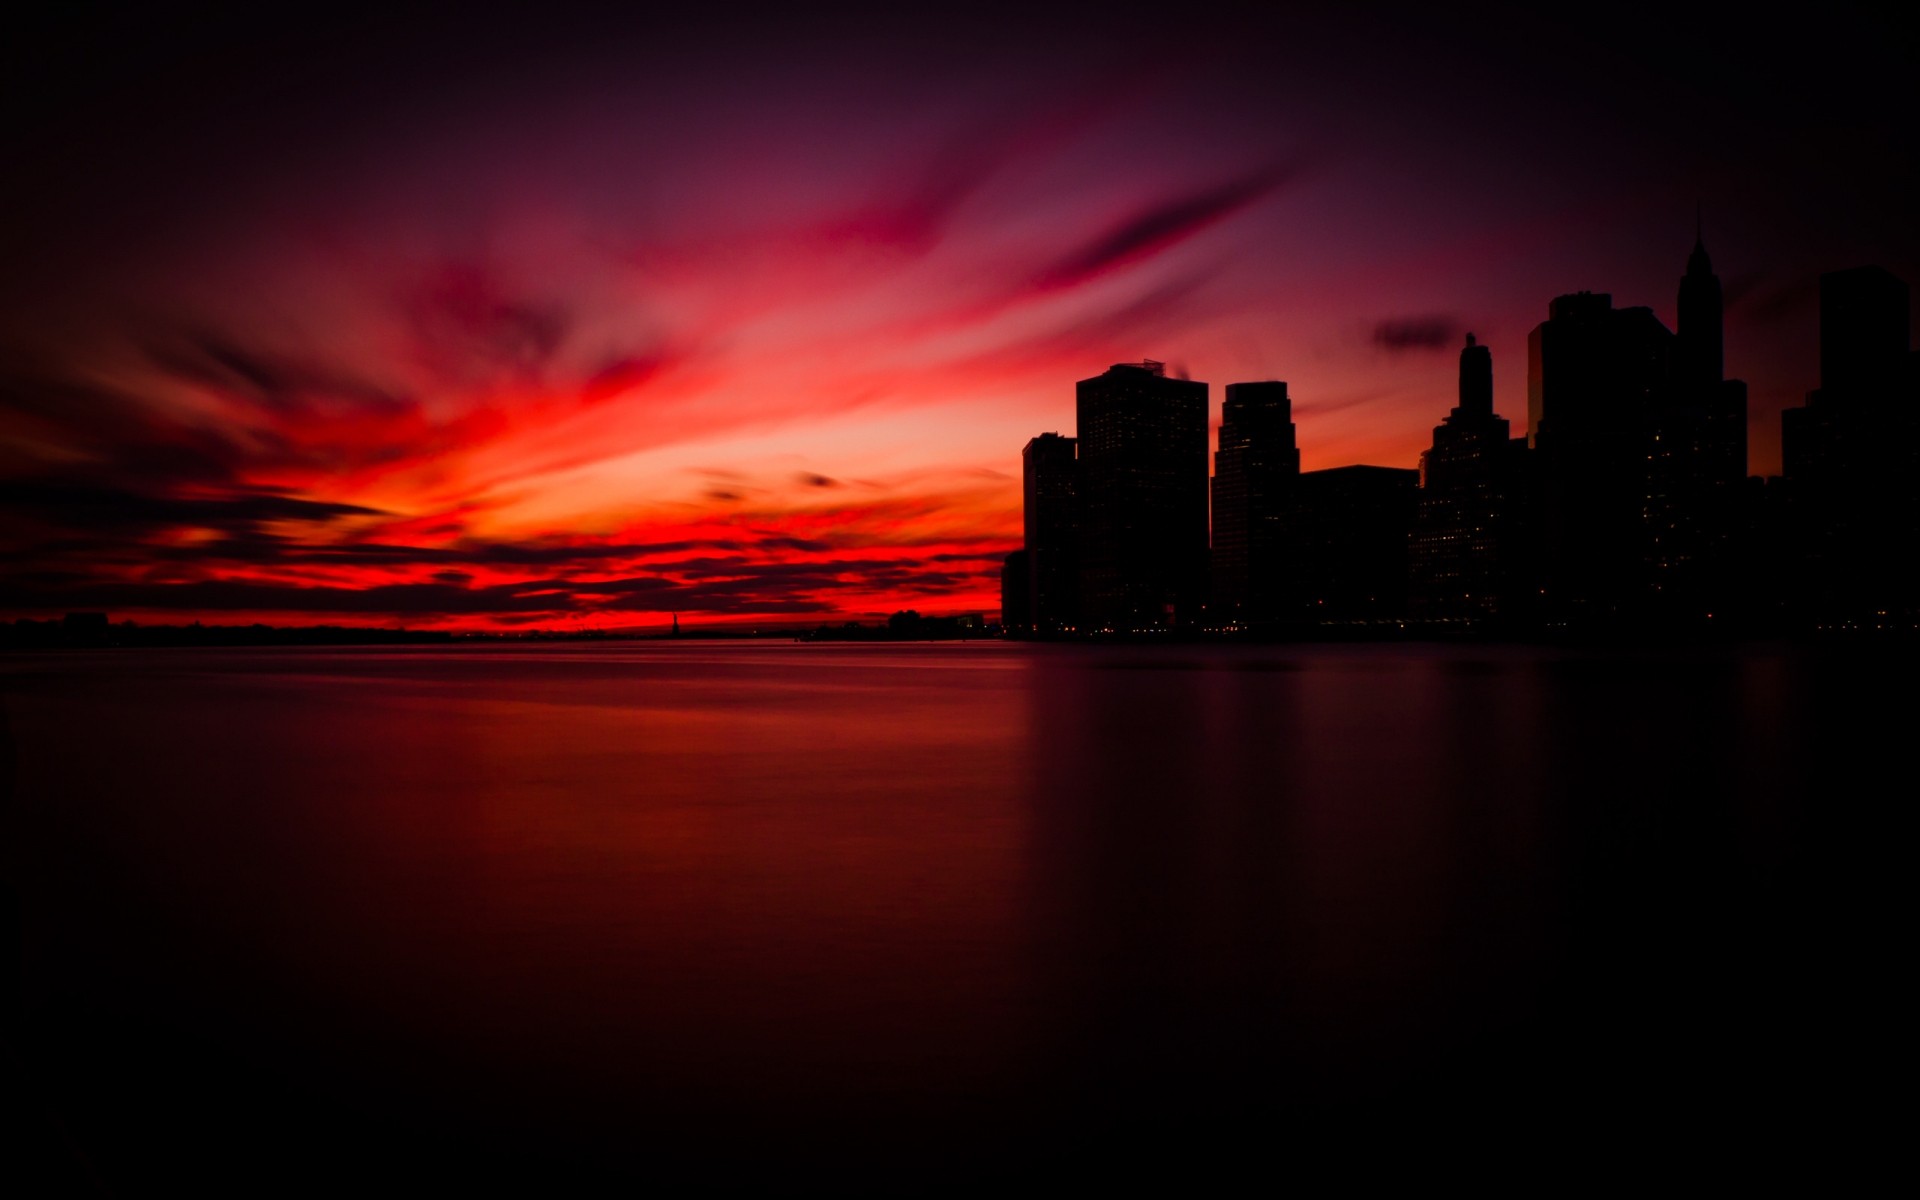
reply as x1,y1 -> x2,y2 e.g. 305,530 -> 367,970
1021,433 -> 1080,634
1523,233 -> 1758,627
1529,291 -> 1675,623
1783,268 -> 1913,487
1779,266 -> 1919,624
1654,230 -> 1750,619
1676,230 -> 1724,392
1211,381 -> 1300,626
1076,361 -> 1210,631
1410,335 -> 1524,620
1294,466 -> 1418,622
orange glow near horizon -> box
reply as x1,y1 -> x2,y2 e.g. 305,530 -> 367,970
1,16 -> 1894,630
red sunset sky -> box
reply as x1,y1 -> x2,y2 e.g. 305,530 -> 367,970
3,5 -> 1915,629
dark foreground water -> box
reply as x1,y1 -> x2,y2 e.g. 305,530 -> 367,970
0,641 -> 1906,1189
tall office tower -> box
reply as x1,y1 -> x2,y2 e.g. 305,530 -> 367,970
1000,550 -> 1032,636
1211,381 -> 1300,626
1676,229 -> 1724,391
1529,292 -> 1675,623
1780,266 -> 1918,624
1677,230 -> 1749,499
1293,466 -> 1419,622
1787,268 -> 1914,485
1410,335 -> 1522,620
1651,231 -> 1750,618
1076,361 -> 1210,632
1021,433 -> 1080,634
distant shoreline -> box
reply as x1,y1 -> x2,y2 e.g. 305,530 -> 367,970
6,621 -> 1916,651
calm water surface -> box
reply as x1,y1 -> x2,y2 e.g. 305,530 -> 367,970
1,641 -> 1902,1187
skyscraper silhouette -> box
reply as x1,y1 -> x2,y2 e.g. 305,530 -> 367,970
1294,465 -> 1418,621
1410,335 -> 1525,620
1658,228 -> 1749,619
1528,292 -> 1674,623
1076,362 -> 1210,632
1211,381 -> 1300,627
1022,433 -> 1080,635
1780,266 -> 1919,624
1006,228 -> 1912,640
1681,229 -> 1749,500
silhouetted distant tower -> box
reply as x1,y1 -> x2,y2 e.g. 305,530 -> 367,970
671,612 -> 680,638
1685,230 -> 1749,493
1780,266 -> 1919,624
1460,328 -> 1493,416
1410,335 -> 1524,620
1660,227 -> 1749,618
1211,381 -> 1299,626
1076,361 -> 1210,631
1529,292 -> 1675,623
1677,223 -> 1724,390
1784,268 -> 1912,485
1022,432 -> 1080,634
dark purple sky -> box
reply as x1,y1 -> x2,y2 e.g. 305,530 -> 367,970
3,3 -> 1914,626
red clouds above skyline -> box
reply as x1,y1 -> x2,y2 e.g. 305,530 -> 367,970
3,6 -> 1915,628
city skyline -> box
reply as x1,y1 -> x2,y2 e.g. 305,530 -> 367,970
1004,234 -> 1912,637
3,5 -> 1915,629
